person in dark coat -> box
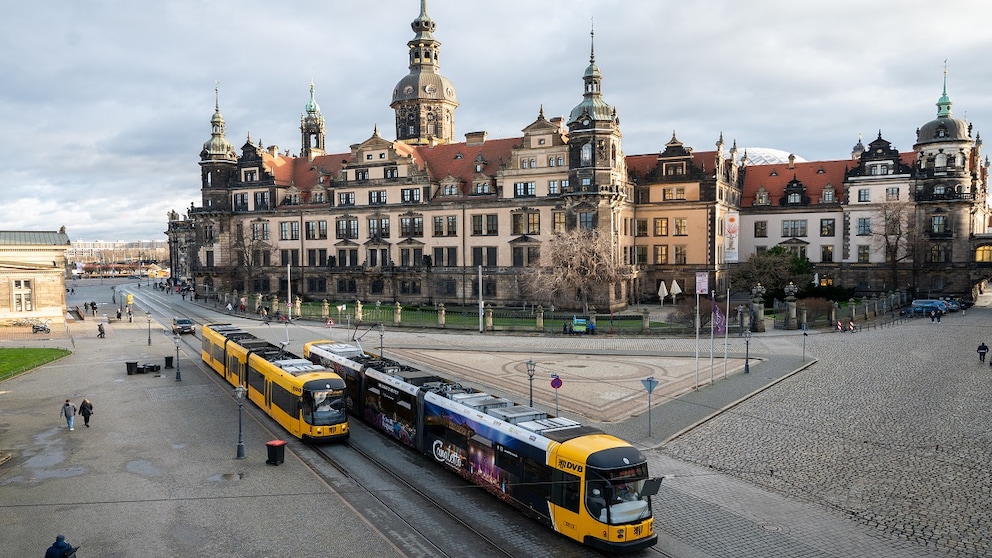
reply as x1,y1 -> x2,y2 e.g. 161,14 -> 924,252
978,343 -> 989,363
44,534 -> 76,557
79,399 -> 93,427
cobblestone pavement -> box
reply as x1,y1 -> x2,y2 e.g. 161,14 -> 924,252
660,303 -> 992,557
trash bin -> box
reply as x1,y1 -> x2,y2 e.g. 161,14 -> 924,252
164,356 -> 174,369
265,440 -> 286,465
126,361 -> 138,375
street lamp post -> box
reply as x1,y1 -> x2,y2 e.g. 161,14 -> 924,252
744,330 -> 752,373
146,312 -> 151,346
234,384 -> 247,459
378,323 -> 384,358
173,335 -> 182,382
526,359 -> 536,407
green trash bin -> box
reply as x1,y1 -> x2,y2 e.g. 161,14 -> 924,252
265,440 -> 286,465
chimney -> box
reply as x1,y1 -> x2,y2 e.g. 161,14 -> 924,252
788,153 -> 796,169
465,131 -> 488,146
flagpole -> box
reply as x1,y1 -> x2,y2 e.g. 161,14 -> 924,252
724,287 -> 730,380
694,290 -> 699,390
709,291 -> 715,386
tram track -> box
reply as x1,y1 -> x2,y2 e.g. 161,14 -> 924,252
121,288 -> 660,557
312,431 -> 515,558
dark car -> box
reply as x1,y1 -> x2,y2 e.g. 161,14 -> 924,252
172,317 -> 195,335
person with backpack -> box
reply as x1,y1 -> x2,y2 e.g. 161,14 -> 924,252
978,343 -> 988,363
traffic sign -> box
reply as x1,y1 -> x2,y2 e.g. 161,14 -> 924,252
550,375 -> 562,389
641,377 -> 659,394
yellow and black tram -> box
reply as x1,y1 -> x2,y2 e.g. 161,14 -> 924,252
305,340 -> 658,553
202,324 -> 348,441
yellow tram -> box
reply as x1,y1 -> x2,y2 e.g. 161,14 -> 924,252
202,324 -> 348,441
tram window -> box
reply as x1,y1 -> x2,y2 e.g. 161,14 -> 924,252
247,366 -> 265,393
271,383 -> 298,418
551,470 -> 580,513
524,460 -> 553,500
304,389 -> 346,426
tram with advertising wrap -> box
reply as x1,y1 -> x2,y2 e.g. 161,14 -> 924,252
304,340 -> 659,553
201,324 -> 348,441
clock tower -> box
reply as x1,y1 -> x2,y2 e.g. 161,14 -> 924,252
390,0 -> 458,145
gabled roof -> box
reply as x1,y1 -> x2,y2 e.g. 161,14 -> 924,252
741,159 -> 850,207
413,137 -> 520,184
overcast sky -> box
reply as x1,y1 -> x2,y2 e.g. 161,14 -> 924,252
2,0 -> 990,242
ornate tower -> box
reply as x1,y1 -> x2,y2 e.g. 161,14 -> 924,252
911,69 -> 986,295
199,84 -> 238,210
390,0 -> 458,145
300,81 -> 326,160
565,27 -> 628,215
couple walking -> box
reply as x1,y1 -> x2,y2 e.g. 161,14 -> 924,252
59,399 -> 94,430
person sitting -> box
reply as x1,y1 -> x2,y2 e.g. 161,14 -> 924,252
587,488 -> 607,520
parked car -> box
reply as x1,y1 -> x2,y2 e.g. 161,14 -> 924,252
172,317 -> 195,335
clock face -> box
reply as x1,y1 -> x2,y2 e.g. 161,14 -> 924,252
424,84 -> 437,94
403,85 -> 414,95
583,119 -> 590,126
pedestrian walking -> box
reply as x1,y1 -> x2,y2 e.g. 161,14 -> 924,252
127,307 -> 133,323
60,399 -> 77,430
226,302 -> 233,314
90,301 -> 97,316
44,534 -> 77,558
79,399 -> 94,427
929,310 -> 936,322
978,343 -> 988,363
936,311 -> 942,323
97,323 -> 105,338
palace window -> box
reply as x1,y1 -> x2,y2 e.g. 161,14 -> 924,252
654,245 -> 668,264
857,218 -> 872,236
514,182 -> 536,197
369,190 -> 387,205
858,189 -> 870,202
401,188 -> 421,203
400,217 -> 424,237
336,218 -> 358,239
782,220 -> 807,237
754,221 -> 767,238
673,218 -> 688,236
674,245 -> 687,265
12,279 -> 32,312
512,212 -> 541,235
820,219 -> 835,237
280,221 -> 300,241
338,192 -> 355,206
654,218 -> 668,236
251,222 -> 269,241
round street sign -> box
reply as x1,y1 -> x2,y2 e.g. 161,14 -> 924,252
550,375 -> 563,389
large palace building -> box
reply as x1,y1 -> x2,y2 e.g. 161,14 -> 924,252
171,1 -> 990,310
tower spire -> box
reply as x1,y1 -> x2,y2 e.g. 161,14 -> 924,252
937,60 -> 953,118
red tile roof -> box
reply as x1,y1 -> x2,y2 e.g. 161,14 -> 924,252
740,159 -> 850,207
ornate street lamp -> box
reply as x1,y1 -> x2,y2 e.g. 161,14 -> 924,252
526,359 -> 536,407
784,281 -> 798,300
234,384 -> 247,459
173,335 -> 182,382
744,330 -> 752,374
146,312 -> 152,346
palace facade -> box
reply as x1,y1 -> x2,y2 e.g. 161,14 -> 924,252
171,2 -> 990,310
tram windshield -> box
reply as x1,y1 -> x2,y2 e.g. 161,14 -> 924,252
585,464 -> 652,525
303,389 -> 347,426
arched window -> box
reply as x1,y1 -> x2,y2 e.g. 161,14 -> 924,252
581,143 -> 592,165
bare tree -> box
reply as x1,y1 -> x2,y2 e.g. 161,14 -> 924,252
522,229 -> 631,311
872,199 -> 918,290
225,218 -> 273,294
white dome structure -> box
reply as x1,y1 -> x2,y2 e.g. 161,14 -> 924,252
737,147 -> 806,166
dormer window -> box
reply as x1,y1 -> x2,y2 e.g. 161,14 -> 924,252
366,154 -> 373,160
787,192 -> 801,204
755,188 -> 769,205
822,189 -> 835,203
243,169 -> 258,182
475,164 -> 483,172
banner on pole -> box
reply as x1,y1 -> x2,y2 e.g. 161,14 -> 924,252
725,211 -> 740,263
712,302 -> 726,335
695,272 -> 709,295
